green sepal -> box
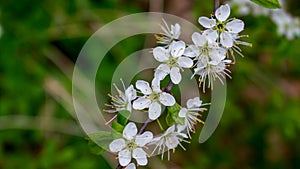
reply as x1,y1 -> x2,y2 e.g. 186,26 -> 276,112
250,0 -> 281,8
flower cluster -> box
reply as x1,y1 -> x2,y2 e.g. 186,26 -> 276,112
102,4 -> 250,169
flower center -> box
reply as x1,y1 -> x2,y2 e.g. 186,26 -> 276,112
216,23 -> 225,32
166,57 -> 178,67
126,140 -> 137,151
149,92 -> 160,102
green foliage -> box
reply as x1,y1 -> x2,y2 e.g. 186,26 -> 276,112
250,0 -> 281,8
165,103 -> 184,126
111,121 -> 124,138
86,131 -> 113,155
117,110 -> 131,126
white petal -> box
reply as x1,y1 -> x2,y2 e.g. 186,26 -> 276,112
209,60 -> 220,66
170,67 -> 182,84
184,45 -> 200,58
192,32 -> 206,47
210,48 -> 226,62
187,97 -> 202,109
177,57 -> 193,68
178,107 -> 188,118
169,41 -> 185,58
226,19 -> 244,33
148,102 -> 162,120
133,97 -> 151,110
159,92 -> 176,106
132,148 -> 148,166
151,77 -> 161,92
125,85 -> 137,101
135,131 -> 153,146
202,29 -> 218,42
109,138 -> 126,152
176,124 -> 186,132
126,103 -> 132,112
153,47 -> 169,62
136,80 -> 152,95
123,122 -> 138,140
166,135 -> 179,149
171,23 -> 181,39
118,149 -> 132,166
125,163 -> 136,169
155,64 -> 170,81
215,4 -> 230,22
220,32 -> 233,48
165,125 -> 176,134
198,17 -> 216,28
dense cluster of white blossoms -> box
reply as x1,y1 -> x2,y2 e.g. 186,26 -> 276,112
229,0 -> 300,40
104,4 -> 249,169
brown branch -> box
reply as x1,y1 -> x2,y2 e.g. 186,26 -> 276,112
213,0 -> 220,14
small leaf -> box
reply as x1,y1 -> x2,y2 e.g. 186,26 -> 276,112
167,102 -> 181,114
166,113 -> 175,126
165,103 -> 182,126
117,110 -> 131,126
250,0 -> 281,8
86,131 -> 113,155
111,121 -> 124,138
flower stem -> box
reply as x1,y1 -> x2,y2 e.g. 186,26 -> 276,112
138,118 -> 152,135
156,119 -> 165,131
162,81 -> 174,93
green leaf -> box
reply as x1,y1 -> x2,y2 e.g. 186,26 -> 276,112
111,121 -> 124,138
165,113 -> 175,126
86,131 -> 113,155
250,0 -> 281,8
165,103 -> 182,126
117,110 -> 131,126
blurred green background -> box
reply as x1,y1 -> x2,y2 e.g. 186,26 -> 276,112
0,0 -> 300,169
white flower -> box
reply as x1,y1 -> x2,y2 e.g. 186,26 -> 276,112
193,49 -> 231,92
150,125 -> 188,160
178,97 -> 207,138
124,163 -> 136,169
229,0 -> 270,16
104,80 -> 137,124
271,10 -> 300,40
109,122 -> 153,167
198,4 -> 245,48
155,19 -> 181,45
184,32 -> 219,60
153,41 -> 193,84
184,31 -> 231,91
133,78 -> 176,120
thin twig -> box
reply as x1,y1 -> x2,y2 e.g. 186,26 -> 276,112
116,164 -> 122,169
213,0 -> 219,14
138,118 -> 152,135
162,81 -> 174,93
